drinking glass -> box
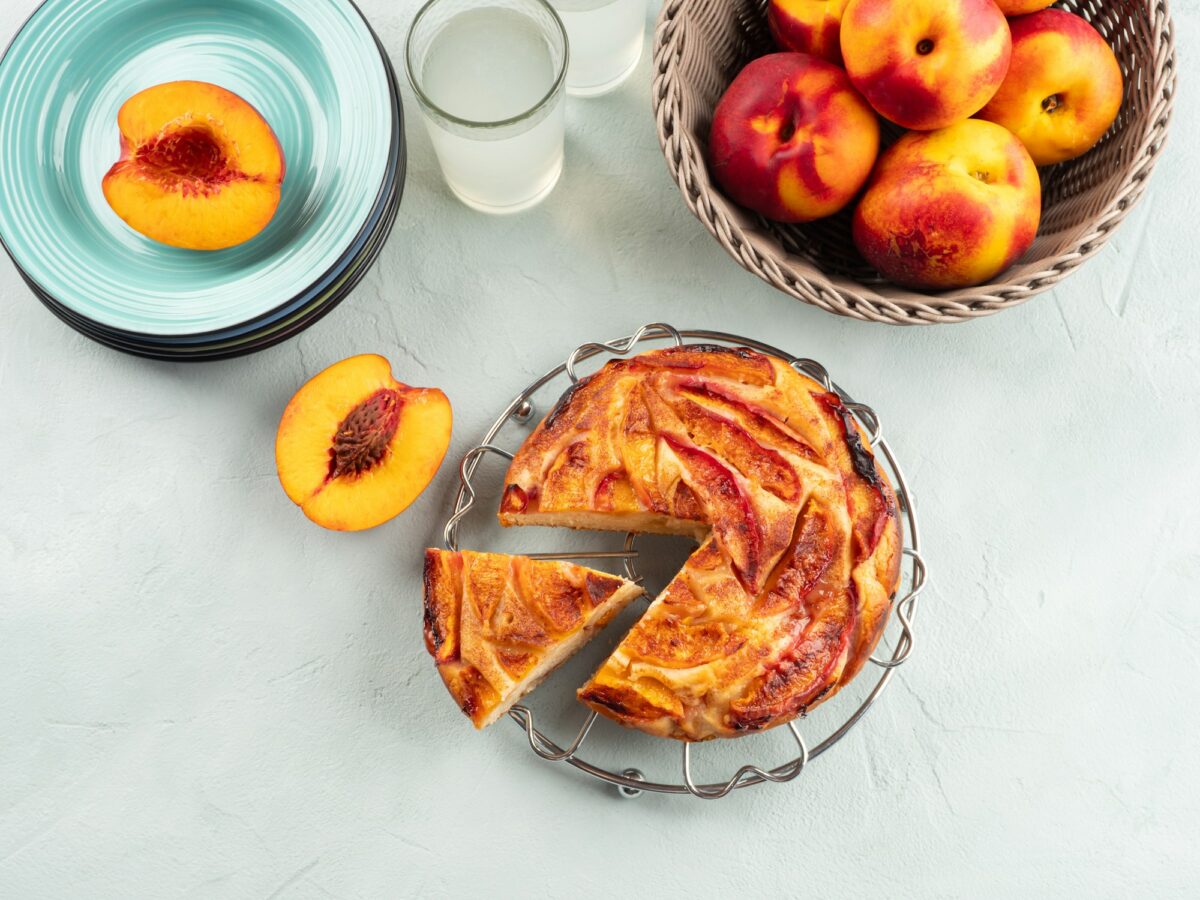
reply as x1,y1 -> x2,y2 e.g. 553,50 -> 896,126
406,0 -> 568,214
551,0 -> 647,97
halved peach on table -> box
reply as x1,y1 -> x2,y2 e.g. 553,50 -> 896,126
275,355 -> 453,532
103,81 -> 285,251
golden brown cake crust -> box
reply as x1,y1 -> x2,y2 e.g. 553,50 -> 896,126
498,345 -> 902,741
423,549 -> 644,729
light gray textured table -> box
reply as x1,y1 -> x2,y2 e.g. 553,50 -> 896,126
2,1 -> 1198,896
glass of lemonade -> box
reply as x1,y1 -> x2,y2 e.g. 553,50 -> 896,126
551,0 -> 647,97
406,0 -> 568,214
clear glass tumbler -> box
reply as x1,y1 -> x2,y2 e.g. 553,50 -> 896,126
551,0 -> 647,97
406,0 -> 568,213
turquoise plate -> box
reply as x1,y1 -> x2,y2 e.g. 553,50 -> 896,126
0,0 -> 395,337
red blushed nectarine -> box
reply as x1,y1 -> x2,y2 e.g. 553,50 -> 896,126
840,0 -> 1011,131
768,0 -> 850,64
977,9 -> 1123,166
710,53 -> 880,223
276,355 -> 453,532
103,81 -> 285,251
852,119 -> 1041,290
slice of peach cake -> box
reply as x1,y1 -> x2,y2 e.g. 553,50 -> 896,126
423,550 -> 643,729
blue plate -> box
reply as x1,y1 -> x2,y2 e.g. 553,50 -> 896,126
0,0 -> 399,338
20,21 -> 407,362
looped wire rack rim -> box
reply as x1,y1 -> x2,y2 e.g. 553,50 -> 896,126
442,324 -> 927,798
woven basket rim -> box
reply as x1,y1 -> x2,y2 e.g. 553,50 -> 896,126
651,0 -> 1179,325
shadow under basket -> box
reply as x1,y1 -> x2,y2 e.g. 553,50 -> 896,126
652,0 -> 1177,325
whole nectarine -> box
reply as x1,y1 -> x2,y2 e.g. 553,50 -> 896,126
978,9 -> 1123,166
710,53 -> 880,223
769,0 -> 850,64
840,0 -> 1012,131
103,81 -> 285,251
275,356 -> 453,532
852,119 -> 1041,290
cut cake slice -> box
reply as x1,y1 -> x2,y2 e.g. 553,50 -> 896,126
422,549 -> 644,729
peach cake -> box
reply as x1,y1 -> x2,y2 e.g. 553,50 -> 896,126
424,345 -> 901,741
423,550 -> 644,729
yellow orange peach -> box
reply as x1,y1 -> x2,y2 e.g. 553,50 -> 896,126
852,119 -> 1041,290
710,53 -> 880,223
977,9 -> 1123,166
768,0 -> 850,64
840,0 -> 1011,131
103,81 -> 285,251
276,355 -> 453,532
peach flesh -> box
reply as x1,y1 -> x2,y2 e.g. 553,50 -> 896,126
275,354 -> 453,533
102,81 -> 285,251
129,127 -> 233,194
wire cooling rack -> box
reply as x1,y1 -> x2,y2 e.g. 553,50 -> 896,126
441,324 -> 927,799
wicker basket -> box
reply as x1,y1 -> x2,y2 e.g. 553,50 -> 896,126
652,0 -> 1177,324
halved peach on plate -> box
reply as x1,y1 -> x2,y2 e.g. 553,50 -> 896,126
103,81 -> 285,251
276,355 -> 453,532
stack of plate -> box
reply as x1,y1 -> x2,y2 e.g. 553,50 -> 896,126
0,0 -> 405,361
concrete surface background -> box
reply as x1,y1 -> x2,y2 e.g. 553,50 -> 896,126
1,0 -> 1198,897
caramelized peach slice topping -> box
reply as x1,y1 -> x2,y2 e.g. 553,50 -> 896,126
635,345 -> 776,385
659,437 -> 765,591
668,394 -> 801,502
813,391 -> 894,561
755,503 -> 839,616
731,505 -> 856,729
727,594 -> 852,731
620,386 -> 670,513
500,484 -> 530,514
594,472 -> 639,512
624,571 -> 748,669
676,381 -> 818,461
